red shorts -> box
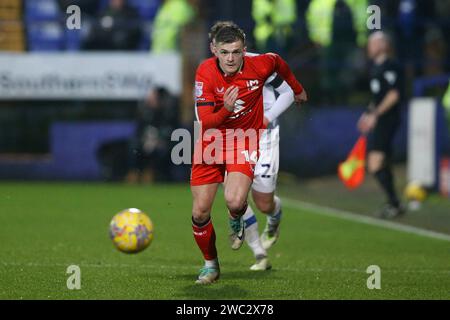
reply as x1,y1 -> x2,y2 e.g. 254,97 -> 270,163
190,130 -> 260,186
190,162 -> 256,186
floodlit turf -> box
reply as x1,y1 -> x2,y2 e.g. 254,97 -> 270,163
0,182 -> 449,299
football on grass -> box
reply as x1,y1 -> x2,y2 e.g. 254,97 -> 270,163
109,208 -> 154,253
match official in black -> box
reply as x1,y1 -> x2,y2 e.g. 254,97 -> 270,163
357,31 -> 404,218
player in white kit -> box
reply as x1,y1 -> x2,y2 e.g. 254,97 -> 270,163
242,65 -> 294,270
208,22 -> 299,270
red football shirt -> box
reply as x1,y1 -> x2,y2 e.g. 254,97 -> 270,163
194,53 -> 303,132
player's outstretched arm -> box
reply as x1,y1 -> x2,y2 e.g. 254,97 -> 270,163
264,80 -> 295,124
260,53 -> 308,106
263,53 -> 306,101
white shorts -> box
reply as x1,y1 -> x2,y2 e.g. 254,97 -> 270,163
252,126 -> 280,193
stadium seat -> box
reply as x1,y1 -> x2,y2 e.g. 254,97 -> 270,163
64,28 -> 83,51
98,0 -> 160,21
137,21 -> 153,51
24,0 -> 61,22
27,21 -> 64,51
128,0 -> 160,21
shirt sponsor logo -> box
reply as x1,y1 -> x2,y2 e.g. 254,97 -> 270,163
247,80 -> 259,91
229,99 -> 254,119
233,99 -> 245,113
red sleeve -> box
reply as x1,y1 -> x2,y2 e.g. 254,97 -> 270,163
195,65 -> 231,130
260,53 -> 303,95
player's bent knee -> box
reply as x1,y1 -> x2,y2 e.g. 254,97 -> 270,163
192,212 -> 210,224
226,200 -> 244,214
192,205 -> 211,224
255,198 -> 274,214
225,195 -> 246,214
253,191 -> 275,214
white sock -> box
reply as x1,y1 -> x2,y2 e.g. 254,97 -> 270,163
268,196 -> 282,224
243,205 -> 267,258
204,259 -> 218,268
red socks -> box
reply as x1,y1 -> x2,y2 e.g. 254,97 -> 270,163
192,218 -> 217,260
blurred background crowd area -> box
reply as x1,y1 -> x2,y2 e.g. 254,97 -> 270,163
0,0 -> 450,182
1,0 -> 449,103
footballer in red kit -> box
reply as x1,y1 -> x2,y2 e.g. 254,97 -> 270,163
192,49 -> 303,185
190,23 -> 307,284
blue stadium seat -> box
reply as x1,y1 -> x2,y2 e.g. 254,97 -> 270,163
95,0 -> 159,51
24,0 -> 61,22
27,22 -> 64,51
128,0 -> 160,21
137,22 -> 153,51
64,29 -> 83,51
98,0 -> 110,12
99,0 -> 160,20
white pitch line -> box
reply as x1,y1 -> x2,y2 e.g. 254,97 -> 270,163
282,198 -> 450,242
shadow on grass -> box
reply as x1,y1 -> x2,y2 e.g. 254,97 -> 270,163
178,283 -> 249,299
174,270 -> 281,299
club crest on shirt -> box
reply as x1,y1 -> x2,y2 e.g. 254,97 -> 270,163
195,81 -> 203,97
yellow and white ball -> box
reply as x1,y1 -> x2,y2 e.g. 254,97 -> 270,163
109,208 -> 154,253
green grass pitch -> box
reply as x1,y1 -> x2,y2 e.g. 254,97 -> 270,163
0,182 -> 448,299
